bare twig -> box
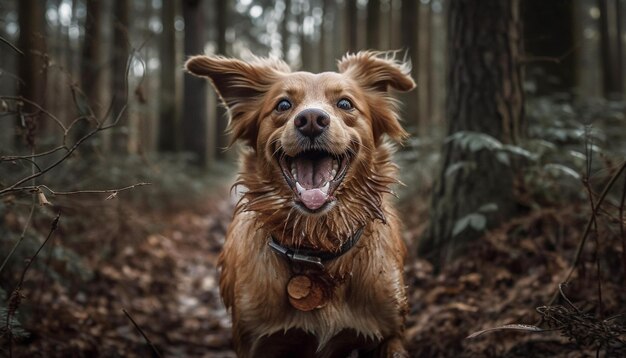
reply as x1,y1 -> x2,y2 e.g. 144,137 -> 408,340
547,161 -> 626,306
122,308 -> 163,358
0,95 -> 68,133
619,175 -> 626,287
582,129 -> 603,315
0,145 -> 69,161
0,202 -> 36,276
15,214 -> 60,286
0,35 -> 23,55
5,214 -> 60,356
6,182 -> 151,197
0,105 -> 127,197
520,42 -> 580,65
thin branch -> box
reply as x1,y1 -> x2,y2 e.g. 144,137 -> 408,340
5,214 -> 60,354
547,161 -> 626,306
0,35 -> 23,55
8,156 -> 42,173
0,96 -> 68,133
582,129 -> 603,314
0,145 -> 68,161
33,182 -> 151,196
122,308 -> 163,358
16,214 -> 60,285
0,105 -> 127,196
0,202 -> 36,275
620,173 -> 626,287
520,42 -> 580,65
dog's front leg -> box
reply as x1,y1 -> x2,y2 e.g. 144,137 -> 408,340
373,336 -> 408,358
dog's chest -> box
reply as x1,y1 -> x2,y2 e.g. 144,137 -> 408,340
235,247 -> 403,348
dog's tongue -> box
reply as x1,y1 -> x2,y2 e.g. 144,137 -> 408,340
295,156 -> 333,210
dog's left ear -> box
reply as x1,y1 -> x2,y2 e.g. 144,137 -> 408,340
338,51 -> 415,142
185,55 -> 289,147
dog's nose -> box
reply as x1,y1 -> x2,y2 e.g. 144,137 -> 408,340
294,108 -> 330,139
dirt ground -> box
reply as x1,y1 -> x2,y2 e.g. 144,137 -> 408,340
5,181 -> 626,357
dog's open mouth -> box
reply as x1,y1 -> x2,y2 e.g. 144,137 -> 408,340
278,149 -> 351,212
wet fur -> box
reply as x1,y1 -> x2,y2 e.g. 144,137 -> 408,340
185,51 -> 415,357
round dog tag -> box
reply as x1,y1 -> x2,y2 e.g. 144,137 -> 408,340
287,275 -> 327,311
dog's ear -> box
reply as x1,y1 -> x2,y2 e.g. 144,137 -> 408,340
185,55 -> 289,147
338,51 -> 415,142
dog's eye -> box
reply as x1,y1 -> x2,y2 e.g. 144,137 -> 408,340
275,99 -> 292,112
337,98 -> 353,110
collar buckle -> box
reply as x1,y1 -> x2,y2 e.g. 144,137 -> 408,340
268,240 -> 325,270
267,226 -> 365,270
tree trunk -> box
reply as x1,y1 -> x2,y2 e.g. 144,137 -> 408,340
366,0 -> 380,49
16,0 -> 46,148
77,0 -> 103,148
345,0 -> 358,52
182,0 -> 208,167
421,0 -> 524,267
599,0 -> 624,98
418,3 -> 432,135
111,0 -> 130,153
158,0 -> 179,152
214,0 -> 229,159
282,0 -> 291,59
319,0 -> 330,70
400,0 -> 419,129
299,9 -> 313,71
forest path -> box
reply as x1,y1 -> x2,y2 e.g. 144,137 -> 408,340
149,185 -> 236,357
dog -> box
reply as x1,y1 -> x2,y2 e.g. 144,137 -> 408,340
185,51 -> 415,357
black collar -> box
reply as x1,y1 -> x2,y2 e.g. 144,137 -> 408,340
268,226 -> 365,270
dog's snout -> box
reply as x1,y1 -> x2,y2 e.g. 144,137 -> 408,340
294,108 -> 330,139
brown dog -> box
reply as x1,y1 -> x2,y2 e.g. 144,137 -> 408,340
185,51 -> 415,357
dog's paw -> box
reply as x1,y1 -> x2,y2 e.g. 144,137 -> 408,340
376,337 -> 408,358
387,345 -> 409,358
391,351 -> 409,358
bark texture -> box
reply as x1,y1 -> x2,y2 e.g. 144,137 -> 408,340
16,0 -> 46,148
158,0 -> 179,152
182,0 -> 208,167
422,0 -> 524,266
111,0 -> 130,153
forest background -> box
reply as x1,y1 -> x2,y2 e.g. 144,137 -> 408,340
1,0 -> 626,356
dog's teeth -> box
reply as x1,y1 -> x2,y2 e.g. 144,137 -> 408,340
330,169 -> 337,178
291,168 -> 297,179
332,161 -> 339,172
320,181 -> 330,194
295,181 -> 304,195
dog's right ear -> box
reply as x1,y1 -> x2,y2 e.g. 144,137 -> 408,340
185,55 -> 289,147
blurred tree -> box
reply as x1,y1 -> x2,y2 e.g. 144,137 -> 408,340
281,0 -> 292,58
319,0 -> 330,70
111,0 -> 130,153
345,0 -> 357,52
422,0 -> 524,266
77,0 -> 103,148
299,5 -> 313,70
16,0 -> 46,148
158,0 -> 179,152
182,0 -> 208,167
599,0 -> 624,99
401,0 -> 419,130
366,0 -> 380,49
215,0 -> 229,159
418,2 -> 433,134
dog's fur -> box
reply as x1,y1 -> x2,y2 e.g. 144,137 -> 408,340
185,51 -> 415,357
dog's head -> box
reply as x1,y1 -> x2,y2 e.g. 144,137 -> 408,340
186,52 -> 414,243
